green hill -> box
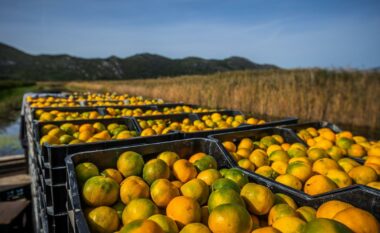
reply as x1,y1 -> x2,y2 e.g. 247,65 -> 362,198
0,42 -> 278,80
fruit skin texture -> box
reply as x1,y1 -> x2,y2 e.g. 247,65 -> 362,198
142,159 -> 170,185
274,193 -> 297,210
82,176 -> 119,207
179,223 -> 211,233
122,198 -> 159,225
87,206 -> 119,233
333,207 -> 380,233
157,151 -> 179,168
119,219 -> 164,233
148,214 -> 179,233
325,169 -> 352,188
150,179 -> 180,208
120,176 -> 150,205
367,181 -> 380,190
180,178 -> 209,205
211,178 -> 240,193
348,165 -> 378,185
223,168 -> 249,188
101,168 -> 123,184
240,183 -> 275,215
194,155 -> 217,171
207,188 -> 245,212
316,200 -> 353,219
166,196 -> 201,227
303,218 -> 353,233
296,206 -> 316,222
268,204 -> 298,225
117,151 -> 145,177
272,216 -> 306,233
275,174 -> 302,190
304,175 -> 337,196
251,227 -> 281,233
172,159 -> 198,183
286,161 -> 313,182
208,203 -> 252,233
338,158 -> 360,173
75,162 -> 99,186
312,158 -> 340,176
197,169 -> 221,186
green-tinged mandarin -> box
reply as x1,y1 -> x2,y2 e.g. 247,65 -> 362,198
148,214 -> 179,233
87,206 -> 119,233
119,219 -> 164,233
274,193 -> 297,209
180,178 -> 209,205
75,162 -> 99,186
208,204 -> 252,233
296,206 -> 316,222
240,183 -> 275,215
194,155 -> 217,171
223,168 -> 248,188
211,178 -> 240,193
122,198 -> 159,225
117,151 -> 144,177
208,188 -> 245,212
272,216 -> 306,233
179,223 -> 211,233
142,159 -> 170,185
303,218 -> 353,233
82,176 -> 119,207
286,161 -> 313,182
268,204 -> 298,225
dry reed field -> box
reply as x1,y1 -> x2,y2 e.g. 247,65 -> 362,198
65,69 -> 380,136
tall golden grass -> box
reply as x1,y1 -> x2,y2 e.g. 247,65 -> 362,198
65,69 -> 380,135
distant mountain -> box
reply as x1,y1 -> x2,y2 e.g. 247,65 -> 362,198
0,42 -> 278,81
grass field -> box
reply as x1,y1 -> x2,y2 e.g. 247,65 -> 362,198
0,81 -> 67,124
65,69 -> 380,137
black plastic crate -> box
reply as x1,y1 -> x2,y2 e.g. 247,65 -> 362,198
31,106 -> 105,121
35,159 -> 66,185
134,111 -> 254,138
154,103 -> 216,114
134,113 -> 198,135
45,212 -> 68,233
184,111 -> 297,138
282,121 -> 365,163
47,165 -> 66,185
33,117 -> 180,190
194,110 -> 244,118
34,117 -> 139,144
65,138 -> 235,233
242,117 -> 299,130
282,121 -> 342,133
209,127 -> 304,168
34,117 -> 178,168
39,176 -> 67,214
19,115 -> 28,149
39,201 -> 50,233
134,113 -> 196,128
25,92 -> 78,109
208,127 -> 338,195
100,105 -> 159,117
209,127 -> 380,216
240,168 -> 380,220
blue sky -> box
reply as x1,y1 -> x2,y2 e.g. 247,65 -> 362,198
0,0 -> 379,68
